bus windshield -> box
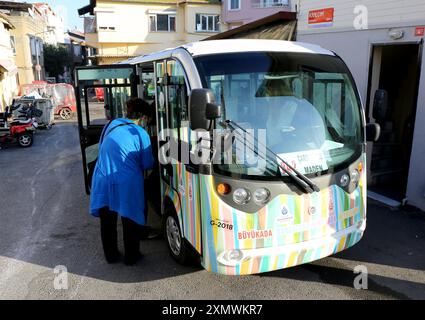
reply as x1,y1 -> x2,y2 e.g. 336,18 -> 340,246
195,52 -> 364,179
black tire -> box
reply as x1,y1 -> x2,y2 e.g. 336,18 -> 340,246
164,206 -> 190,265
59,108 -> 72,120
18,133 -> 33,148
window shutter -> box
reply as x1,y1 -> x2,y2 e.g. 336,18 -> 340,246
214,16 -> 220,32
196,14 -> 201,31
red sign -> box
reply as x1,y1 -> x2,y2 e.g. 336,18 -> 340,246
308,8 -> 335,26
415,27 -> 425,37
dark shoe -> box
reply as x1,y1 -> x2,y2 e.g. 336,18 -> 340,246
124,252 -> 143,266
147,228 -> 162,240
105,251 -> 121,264
140,226 -> 162,240
139,225 -> 152,240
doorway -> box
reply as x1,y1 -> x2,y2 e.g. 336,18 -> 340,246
367,43 -> 422,201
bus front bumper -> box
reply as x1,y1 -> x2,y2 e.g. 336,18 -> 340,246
216,219 -> 366,273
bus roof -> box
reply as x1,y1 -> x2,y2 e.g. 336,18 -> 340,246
119,40 -> 335,65
184,40 -> 335,57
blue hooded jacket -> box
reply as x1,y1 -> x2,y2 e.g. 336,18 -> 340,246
90,118 -> 154,225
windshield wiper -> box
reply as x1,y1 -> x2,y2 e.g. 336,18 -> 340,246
220,120 -> 320,194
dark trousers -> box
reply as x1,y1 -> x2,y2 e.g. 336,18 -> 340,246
99,207 -> 140,264
145,168 -> 161,214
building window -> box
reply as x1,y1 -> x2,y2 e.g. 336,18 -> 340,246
252,0 -> 289,8
229,0 -> 241,10
149,14 -> 176,32
196,14 -> 220,32
30,36 -> 36,56
73,45 -> 82,57
10,36 -> 16,55
96,11 -> 116,31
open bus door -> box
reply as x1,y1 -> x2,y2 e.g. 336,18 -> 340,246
75,65 -> 138,194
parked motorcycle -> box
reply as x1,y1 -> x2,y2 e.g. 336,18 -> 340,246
0,105 -> 39,148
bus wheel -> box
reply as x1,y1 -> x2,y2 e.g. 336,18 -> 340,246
164,208 -> 189,265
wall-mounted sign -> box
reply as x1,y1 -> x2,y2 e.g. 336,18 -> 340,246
308,8 -> 335,28
415,27 -> 425,37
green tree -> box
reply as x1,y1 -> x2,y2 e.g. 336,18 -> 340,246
43,44 -> 73,79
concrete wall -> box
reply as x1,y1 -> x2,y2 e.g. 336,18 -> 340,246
296,0 -> 425,33
296,0 -> 425,210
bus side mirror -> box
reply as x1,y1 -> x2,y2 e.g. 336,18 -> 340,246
205,103 -> 221,120
189,88 -> 216,130
366,123 -> 381,142
372,89 -> 388,122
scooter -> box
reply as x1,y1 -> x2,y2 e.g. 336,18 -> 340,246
0,105 -> 39,148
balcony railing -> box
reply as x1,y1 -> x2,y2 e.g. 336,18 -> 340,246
252,0 -> 290,8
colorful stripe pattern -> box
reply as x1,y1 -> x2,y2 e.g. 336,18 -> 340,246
198,170 -> 366,275
177,163 -> 202,253
164,158 -> 367,275
164,163 -> 202,254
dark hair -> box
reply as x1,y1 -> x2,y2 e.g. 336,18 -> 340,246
126,98 -> 150,118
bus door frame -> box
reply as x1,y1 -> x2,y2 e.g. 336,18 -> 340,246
153,57 -> 203,255
75,64 -> 138,194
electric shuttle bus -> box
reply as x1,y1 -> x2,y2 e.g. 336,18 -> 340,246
75,40 -> 380,275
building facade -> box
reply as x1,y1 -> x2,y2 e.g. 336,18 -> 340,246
0,12 -> 18,112
63,30 -> 96,82
295,0 -> 425,210
1,1 -> 48,85
34,3 -> 66,45
222,0 -> 291,29
79,0 -> 227,65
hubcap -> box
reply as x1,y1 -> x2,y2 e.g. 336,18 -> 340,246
19,135 -> 31,146
166,216 -> 181,256
60,109 -> 71,120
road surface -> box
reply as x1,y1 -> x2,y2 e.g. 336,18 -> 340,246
0,121 -> 424,300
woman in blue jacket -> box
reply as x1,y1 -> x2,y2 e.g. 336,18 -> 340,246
90,98 -> 155,265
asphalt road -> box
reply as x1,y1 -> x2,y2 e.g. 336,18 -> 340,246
0,121 -> 424,300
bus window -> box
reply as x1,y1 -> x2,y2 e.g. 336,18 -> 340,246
85,86 -> 109,125
140,65 -> 155,103
76,67 -> 134,127
156,61 -> 167,141
167,60 -> 188,139
110,85 -> 131,118
195,52 -> 363,177
83,85 -> 131,126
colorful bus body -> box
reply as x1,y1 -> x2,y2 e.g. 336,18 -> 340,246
75,40 -> 378,275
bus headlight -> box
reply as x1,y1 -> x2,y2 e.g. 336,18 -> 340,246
253,188 -> 271,205
340,174 -> 350,187
351,169 -> 360,184
233,188 -> 251,205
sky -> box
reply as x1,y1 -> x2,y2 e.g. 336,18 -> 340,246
41,0 -> 89,31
